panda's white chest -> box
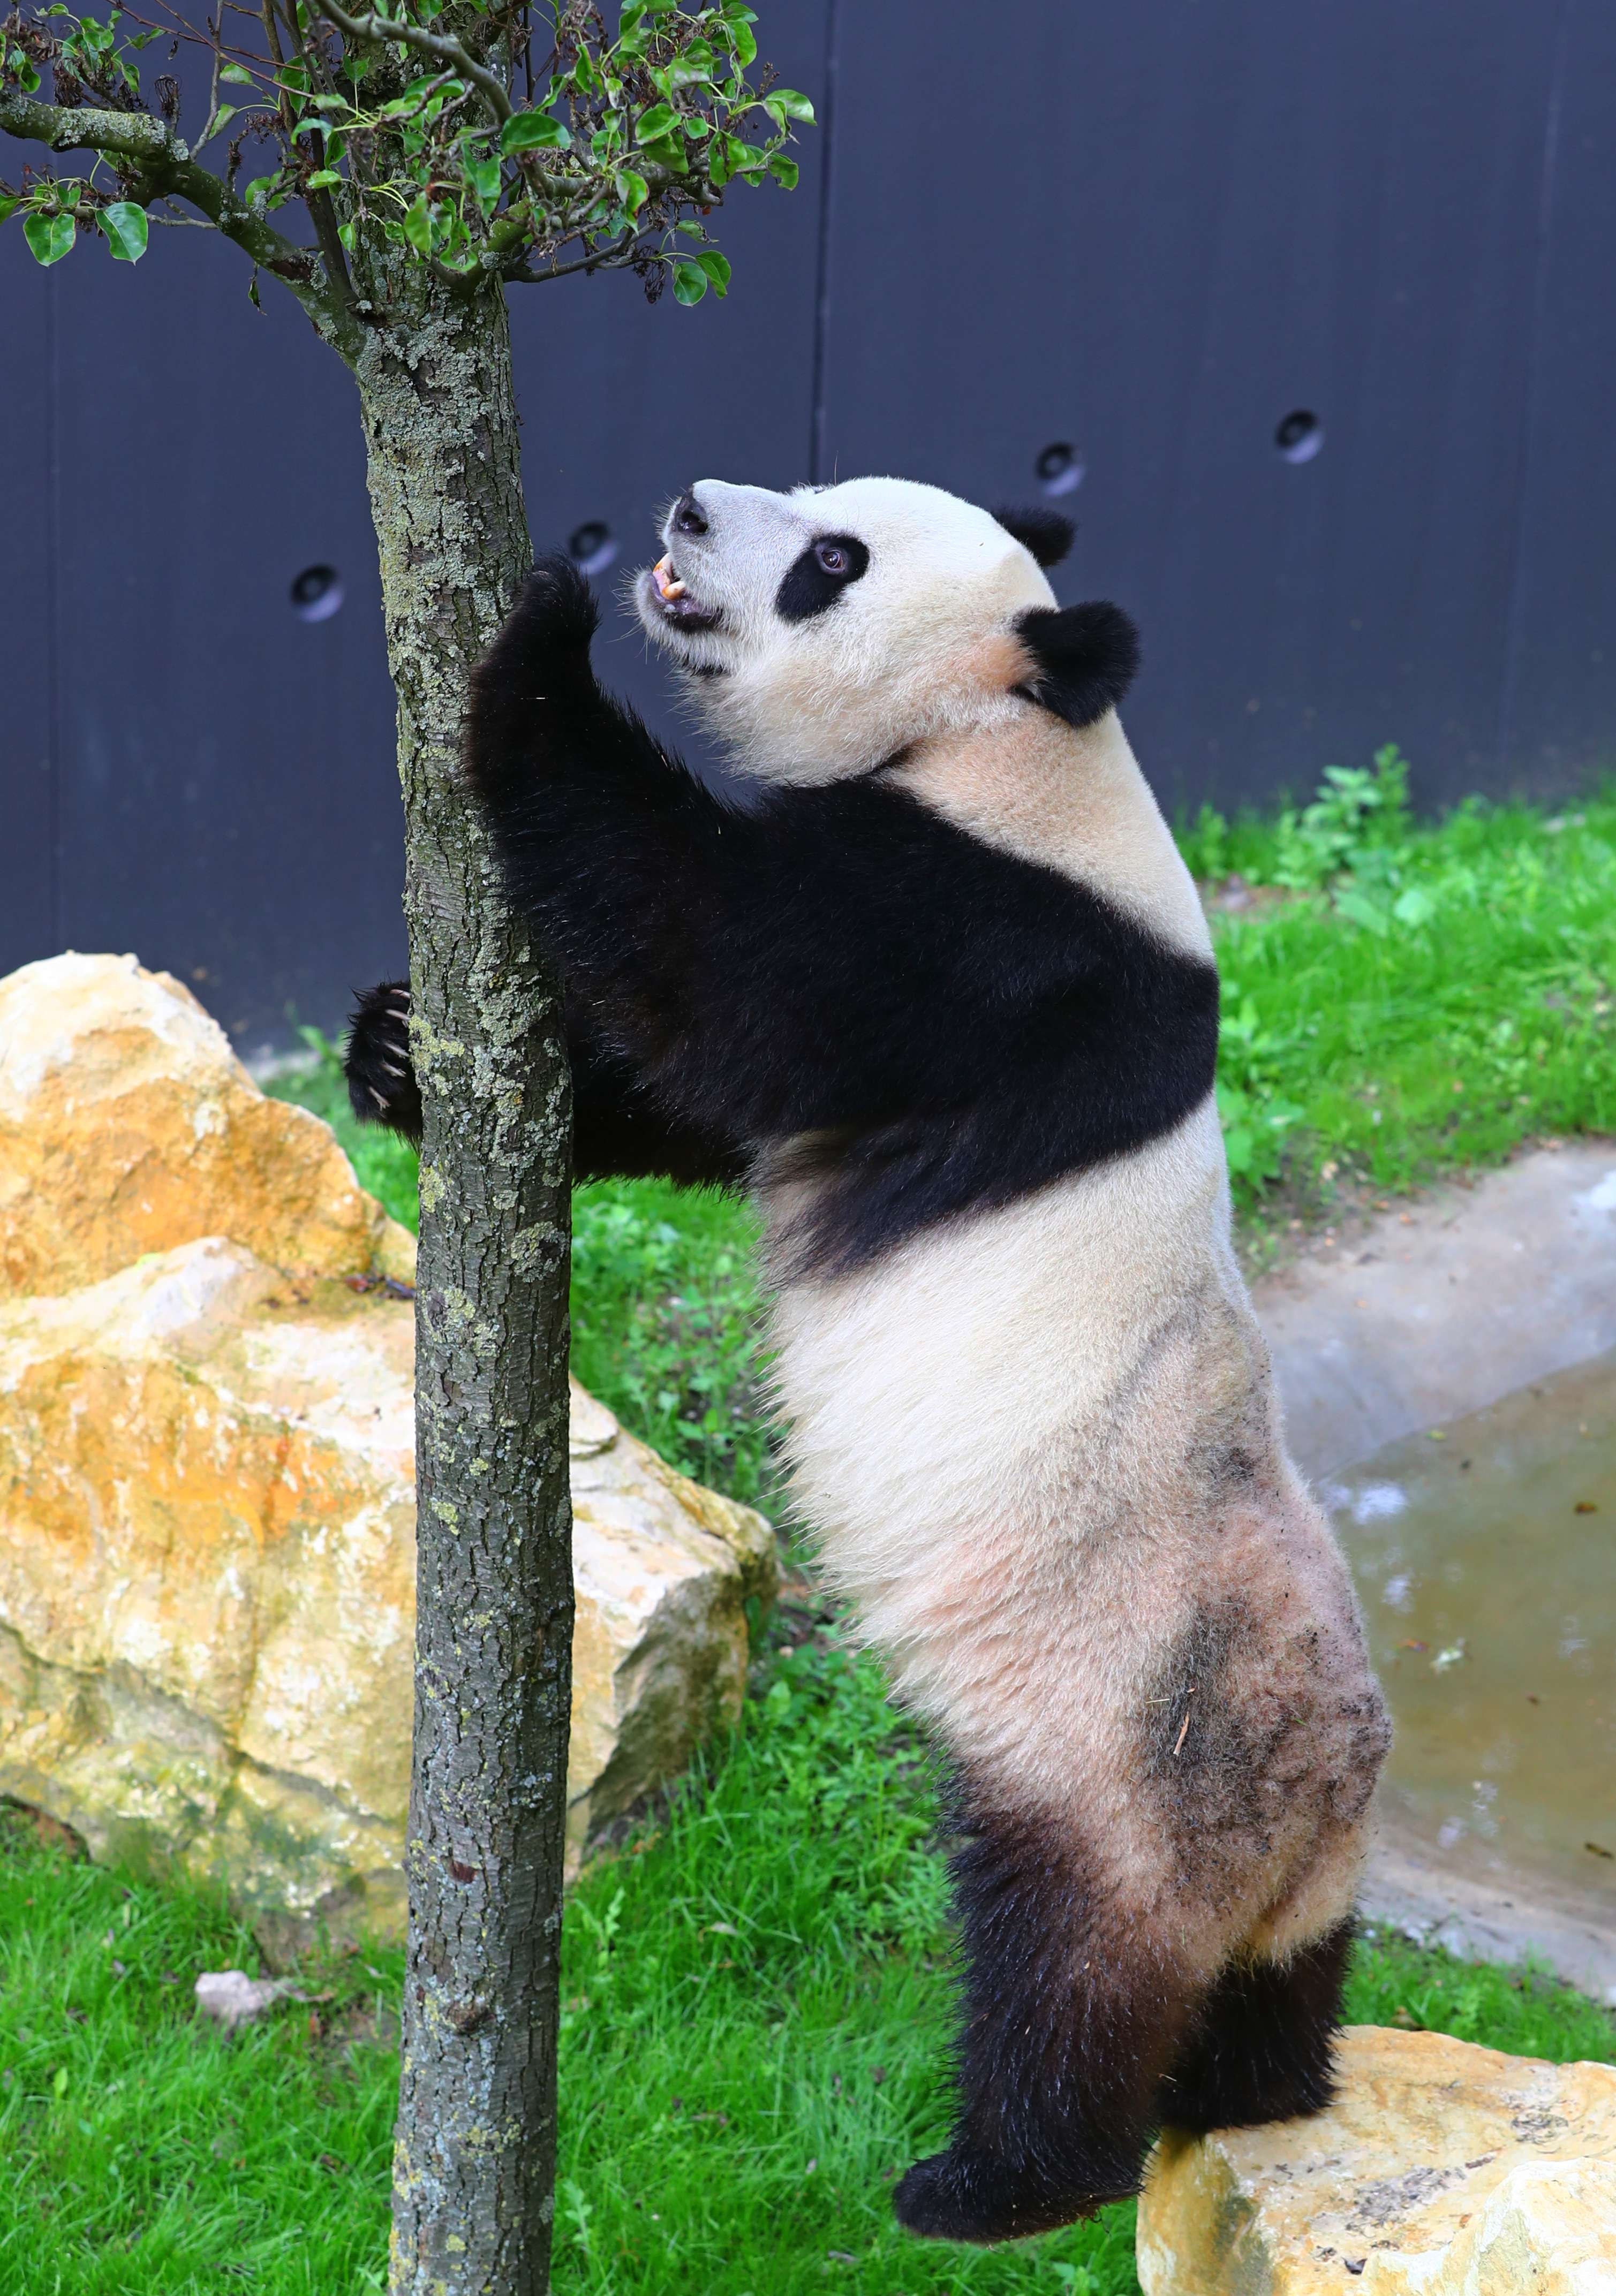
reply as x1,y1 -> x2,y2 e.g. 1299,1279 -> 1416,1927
760,1095 -> 1239,1602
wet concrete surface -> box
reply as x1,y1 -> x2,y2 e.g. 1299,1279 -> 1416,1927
1256,1141 -> 1616,1480
1325,1356 -> 1616,2002
1251,1146 -> 1616,1998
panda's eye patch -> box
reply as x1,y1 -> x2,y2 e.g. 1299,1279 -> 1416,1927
777,532 -> 870,623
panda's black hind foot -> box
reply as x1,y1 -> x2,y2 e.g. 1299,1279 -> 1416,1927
1157,1918 -> 1355,2137
892,2143 -> 1131,2246
345,979 -> 422,1145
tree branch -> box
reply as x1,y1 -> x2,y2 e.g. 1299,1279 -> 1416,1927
502,225 -> 637,285
313,0 -> 513,123
0,89 -> 365,358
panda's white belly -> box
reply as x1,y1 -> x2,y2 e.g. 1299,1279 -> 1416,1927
762,1094 -> 1243,1616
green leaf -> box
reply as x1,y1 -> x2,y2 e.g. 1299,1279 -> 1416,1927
14,54 -> 42,92
723,17 -> 757,65
613,167 -> 648,215
1333,886 -> 1391,938
1393,885 -> 1438,928
768,152 -> 798,188
52,2066 -> 69,2098
465,154 -> 501,206
765,87 -> 814,124
0,193 -> 18,226
671,257 -> 707,305
401,194 -> 433,254
305,166 -> 341,189
99,200 -> 147,261
635,101 -> 680,143
23,211 -> 75,266
220,62 -> 255,83
694,247 -> 730,293
500,111 -> 570,154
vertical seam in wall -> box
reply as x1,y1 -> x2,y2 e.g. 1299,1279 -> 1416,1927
807,0 -> 841,485
45,268 -> 63,949
1497,0 -> 1574,779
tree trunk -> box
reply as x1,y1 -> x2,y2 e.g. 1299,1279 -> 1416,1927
355,270 -> 572,2296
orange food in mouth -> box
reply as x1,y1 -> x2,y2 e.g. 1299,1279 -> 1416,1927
652,555 -> 688,601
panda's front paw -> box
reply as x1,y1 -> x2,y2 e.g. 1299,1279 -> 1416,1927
345,979 -> 422,1145
498,552 -> 602,680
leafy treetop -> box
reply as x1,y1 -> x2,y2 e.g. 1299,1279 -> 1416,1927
1,0 -> 811,353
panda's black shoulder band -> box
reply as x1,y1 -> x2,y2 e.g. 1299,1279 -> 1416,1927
1014,600 -> 1141,731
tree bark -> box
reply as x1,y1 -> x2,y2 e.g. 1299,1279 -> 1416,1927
355,269 -> 572,2296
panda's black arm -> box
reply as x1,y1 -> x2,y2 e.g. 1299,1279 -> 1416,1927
463,554 -> 777,1115
460,563 -> 1219,1222
344,980 -> 746,1188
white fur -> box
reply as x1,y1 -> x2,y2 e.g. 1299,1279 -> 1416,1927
636,476 -> 1054,782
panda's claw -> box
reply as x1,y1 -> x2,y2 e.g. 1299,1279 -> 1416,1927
345,978 -> 424,1146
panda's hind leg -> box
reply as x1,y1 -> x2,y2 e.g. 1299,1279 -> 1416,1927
893,1795 -> 1204,2245
1156,1915 -> 1355,2135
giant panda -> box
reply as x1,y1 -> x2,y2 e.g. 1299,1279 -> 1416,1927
346,475 -> 1391,2247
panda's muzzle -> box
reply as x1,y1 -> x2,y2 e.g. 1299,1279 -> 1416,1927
646,554 -> 723,634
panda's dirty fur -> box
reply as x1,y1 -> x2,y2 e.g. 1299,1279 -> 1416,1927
345,475 -> 1391,2246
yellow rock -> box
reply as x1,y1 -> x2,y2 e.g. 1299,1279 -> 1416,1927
0,952 -> 776,1934
1137,2025 -> 1616,2295
0,951 -> 414,1295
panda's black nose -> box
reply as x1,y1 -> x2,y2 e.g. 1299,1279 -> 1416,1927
672,489 -> 709,539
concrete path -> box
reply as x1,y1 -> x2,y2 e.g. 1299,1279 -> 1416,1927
1252,1142 -> 1616,1999
1256,1141 -> 1616,1480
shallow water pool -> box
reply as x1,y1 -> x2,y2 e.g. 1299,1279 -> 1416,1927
1327,1350 -> 1616,1916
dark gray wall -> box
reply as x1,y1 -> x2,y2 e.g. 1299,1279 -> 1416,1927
5,0 -> 1615,1049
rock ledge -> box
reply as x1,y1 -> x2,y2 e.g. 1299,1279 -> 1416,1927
1137,2024 -> 1616,2294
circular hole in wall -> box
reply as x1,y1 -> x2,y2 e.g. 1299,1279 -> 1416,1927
290,564 -> 344,622
1035,441 -> 1086,497
1275,410 -> 1324,464
568,520 -> 618,577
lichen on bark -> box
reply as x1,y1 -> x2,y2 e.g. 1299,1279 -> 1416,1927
356,263 -> 572,2296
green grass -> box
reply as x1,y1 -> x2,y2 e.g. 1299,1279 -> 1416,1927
4,1632 -> 1611,2295
70,761 -> 1601,2289
1184,767 -> 1616,1220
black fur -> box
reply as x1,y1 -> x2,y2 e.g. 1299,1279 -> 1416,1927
460,555 -> 1217,1274
1016,600 -> 1142,730
1159,1919 -> 1356,2133
992,504 -> 1076,569
894,1789 -> 1202,2244
775,532 -> 871,622
346,981 -> 422,1141
894,1778 -> 1356,2244
345,978 -> 744,1189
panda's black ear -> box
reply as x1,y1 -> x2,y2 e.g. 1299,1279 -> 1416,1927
992,504 -> 1076,569
1015,600 -> 1140,730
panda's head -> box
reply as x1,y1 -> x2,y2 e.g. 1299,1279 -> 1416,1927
633,475 -> 1073,784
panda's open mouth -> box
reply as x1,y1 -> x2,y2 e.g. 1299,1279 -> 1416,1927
646,554 -> 723,634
